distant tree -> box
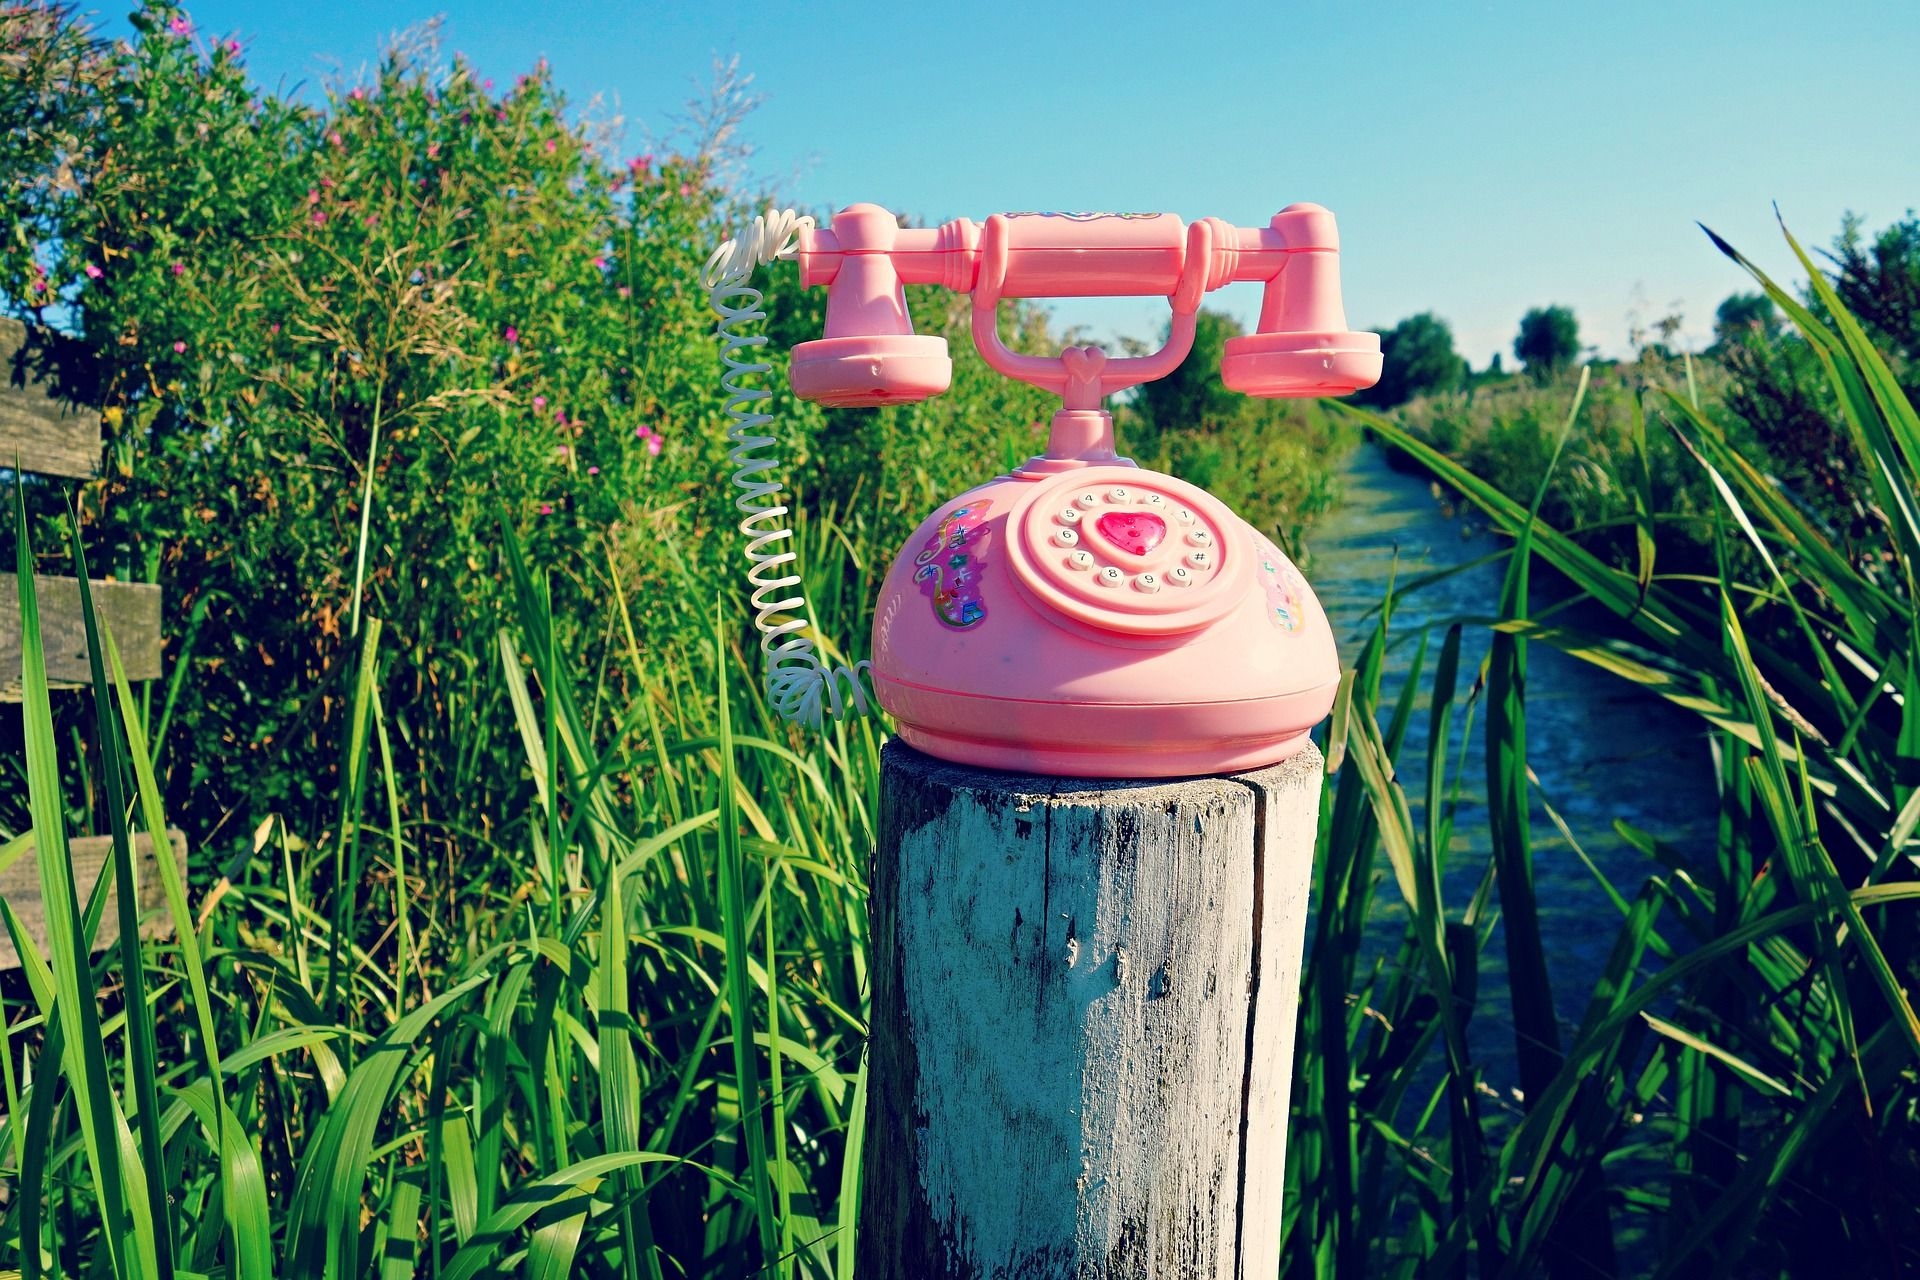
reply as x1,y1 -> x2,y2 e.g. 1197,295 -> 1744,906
1714,292 -> 1781,346
1514,305 -> 1580,379
1827,210 -> 1920,374
1134,308 -> 1246,431
1487,353 -> 1504,376
1352,311 -> 1465,408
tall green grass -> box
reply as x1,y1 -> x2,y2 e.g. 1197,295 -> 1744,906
1,484 -> 883,1277
3,222 -> 1918,1277
1297,223 -> 1920,1276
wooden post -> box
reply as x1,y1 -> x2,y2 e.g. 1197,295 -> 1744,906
862,740 -> 1323,1280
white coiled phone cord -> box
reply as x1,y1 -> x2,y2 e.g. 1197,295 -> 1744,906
703,208 -> 875,728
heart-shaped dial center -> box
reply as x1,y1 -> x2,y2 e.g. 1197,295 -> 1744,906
1096,510 -> 1167,557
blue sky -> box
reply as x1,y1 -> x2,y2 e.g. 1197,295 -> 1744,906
102,0 -> 1919,366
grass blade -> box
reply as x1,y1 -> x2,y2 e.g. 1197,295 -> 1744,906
12,482 -> 144,1279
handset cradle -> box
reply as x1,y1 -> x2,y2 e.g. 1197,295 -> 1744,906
709,202 -> 1380,778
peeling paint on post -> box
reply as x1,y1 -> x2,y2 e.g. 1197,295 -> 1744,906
861,740 -> 1323,1280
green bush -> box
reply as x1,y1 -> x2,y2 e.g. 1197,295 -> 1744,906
0,3 -> 1072,862
1394,359 -> 1722,569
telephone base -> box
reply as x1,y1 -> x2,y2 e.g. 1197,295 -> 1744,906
875,676 -> 1337,779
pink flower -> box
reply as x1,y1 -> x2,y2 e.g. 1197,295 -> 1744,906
616,285 -> 630,298
363,214 -> 377,227
225,39 -> 240,55
495,109 -> 507,123
328,132 -> 343,148
483,77 -> 493,90
679,183 -> 695,198
554,407 -> 566,424
539,503 -> 553,515
308,187 -> 320,204
427,142 -> 440,159
587,465 -> 600,475
312,210 -> 327,226
634,424 -> 654,439
168,16 -> 191,36
349,87 -> 365,101
592,255 -> 607,270
84,263 -> 103,279
172,340 -> 187,353
269,323 -> 280,333
171,262 -> 185,276
503,325 -> 519,344
320,177 -> 335,189
629,154 -> 652,173
646,436 -> 662,457
544,139 -> 557,154
556,445 -> 569,456
532,395 -> 547,409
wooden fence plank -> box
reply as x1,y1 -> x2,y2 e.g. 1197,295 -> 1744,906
0,829 -> 188,970
0,317 -> 101,480
0,574 -> 163,698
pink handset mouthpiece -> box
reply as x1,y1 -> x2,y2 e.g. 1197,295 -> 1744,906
778,203 -> 1379,777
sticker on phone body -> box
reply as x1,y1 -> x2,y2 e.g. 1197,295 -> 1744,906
1255,539 -> 1307,632
915,500 -> 994,628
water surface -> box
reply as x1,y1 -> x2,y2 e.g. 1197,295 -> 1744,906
1307,443 -> 1715,1081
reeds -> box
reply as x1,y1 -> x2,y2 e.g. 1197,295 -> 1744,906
3,223 -> 1917,1276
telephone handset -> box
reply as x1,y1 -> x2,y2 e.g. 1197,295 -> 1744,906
706,203 -> 1379,777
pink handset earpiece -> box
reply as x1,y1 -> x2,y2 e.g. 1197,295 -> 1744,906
707,203 -> 1379,777
789,204 -> 954,406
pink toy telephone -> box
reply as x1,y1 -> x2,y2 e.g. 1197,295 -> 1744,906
705,203 -> 1379,778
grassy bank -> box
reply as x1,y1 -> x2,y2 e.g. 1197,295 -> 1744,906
5,232 -> 1918,1277
4,4 -> 1920,1277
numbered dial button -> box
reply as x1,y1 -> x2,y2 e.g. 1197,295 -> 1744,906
1023,477 -> 1230,613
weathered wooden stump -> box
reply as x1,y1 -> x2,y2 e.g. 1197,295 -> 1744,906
863,740 -> 1323,1280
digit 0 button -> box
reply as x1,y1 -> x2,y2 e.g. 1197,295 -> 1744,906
1168,565 -> 1195,587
